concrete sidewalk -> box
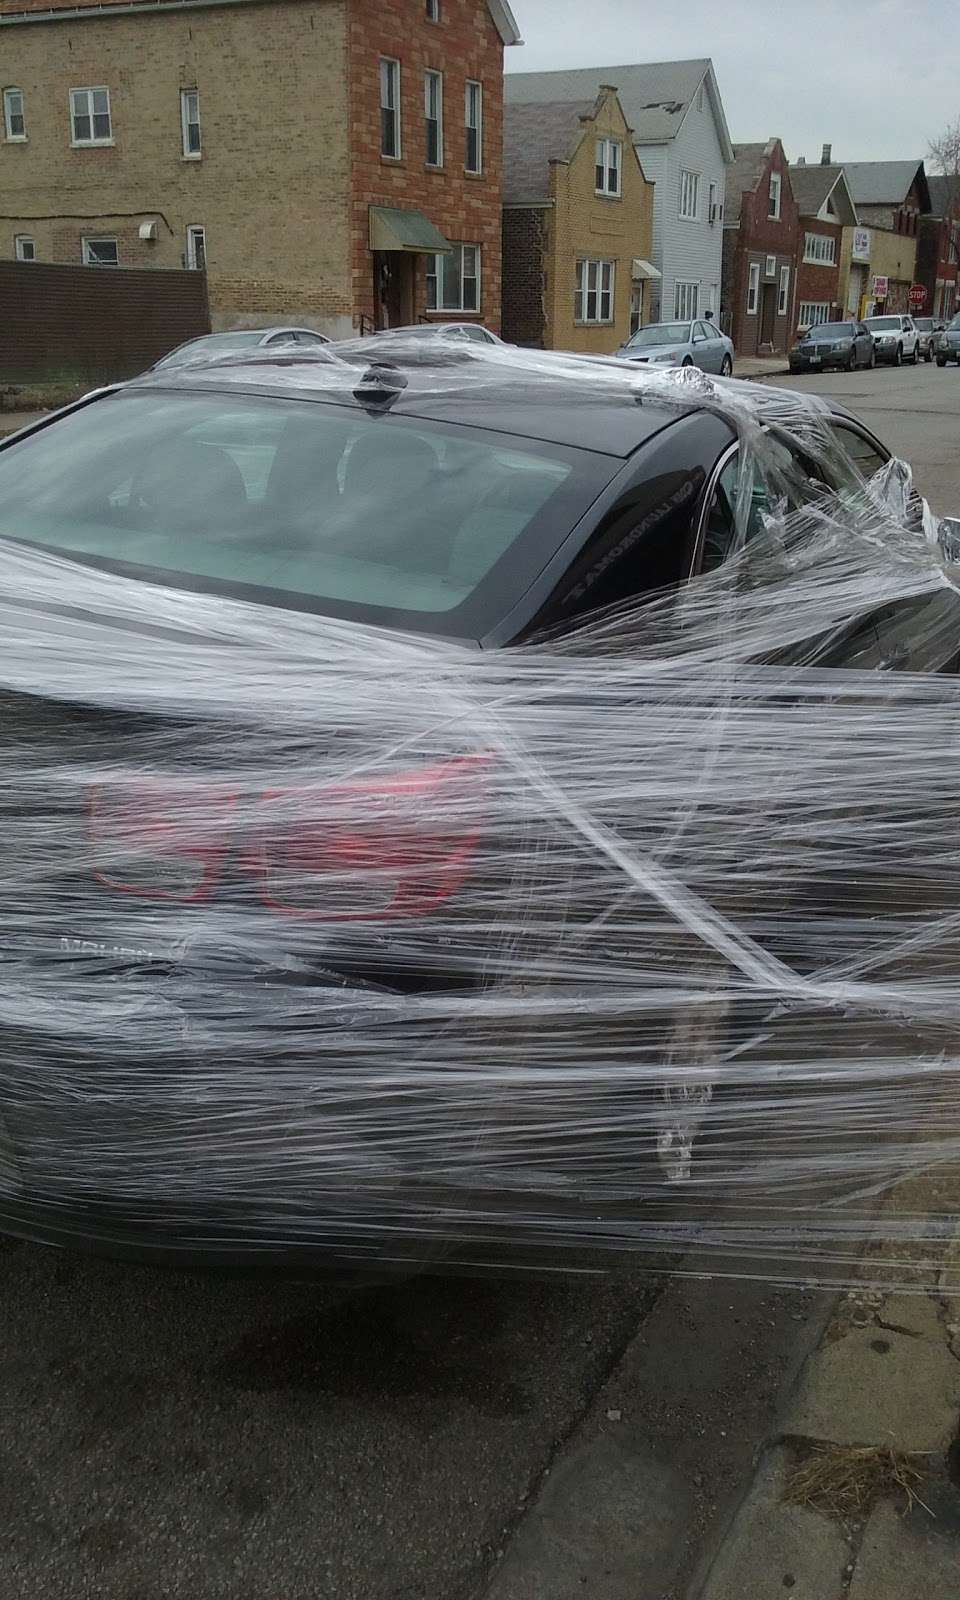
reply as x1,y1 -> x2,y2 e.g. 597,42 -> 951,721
694,1171 -> 960,1600
734,355 -> 791,380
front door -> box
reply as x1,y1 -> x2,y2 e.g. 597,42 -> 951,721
760,282 -> 776,348
374,252 -> 415,330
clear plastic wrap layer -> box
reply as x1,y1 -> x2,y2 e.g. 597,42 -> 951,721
0,341 -> 959,1283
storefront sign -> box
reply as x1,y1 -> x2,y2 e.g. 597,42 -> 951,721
852,228 -> 871,262
872,275 -> 889,297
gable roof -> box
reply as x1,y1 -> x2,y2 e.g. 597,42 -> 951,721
0,0 -> 524,42
926,174 -> 960,217
503,98 -> 599,204
788,163 -> 858,225
724,141 -> 775,225
505,58 -> 734,160
842,160 -> 930,210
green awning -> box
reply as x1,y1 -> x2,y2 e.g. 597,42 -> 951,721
369,206 -> 452,254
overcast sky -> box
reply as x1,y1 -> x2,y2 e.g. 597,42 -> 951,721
506,0 -> 959,165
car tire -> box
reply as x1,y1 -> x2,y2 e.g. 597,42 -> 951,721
681,356 -> 693,367
925,345 -> 933,363
909,341 -> 919,365
720,354 -> 733,377
937,356 -> 947,367
895,343 -> 903,366
846,347 -> 856,372
868,344 -> 876,369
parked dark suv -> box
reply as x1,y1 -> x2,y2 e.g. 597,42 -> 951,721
0,345 -> 956,1269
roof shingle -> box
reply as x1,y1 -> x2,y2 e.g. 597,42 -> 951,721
503,99 -> 598,205
505,59 -> 717,148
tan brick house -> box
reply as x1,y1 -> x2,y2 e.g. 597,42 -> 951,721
838,159 -> 929,316
0,0 -> 520,333
721,139 -> 798,356
501,86 -> 655,350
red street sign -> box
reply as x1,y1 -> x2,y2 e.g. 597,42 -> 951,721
910,283 -> 927,307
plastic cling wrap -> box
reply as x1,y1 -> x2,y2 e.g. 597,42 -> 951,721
0,343 -> 959,1282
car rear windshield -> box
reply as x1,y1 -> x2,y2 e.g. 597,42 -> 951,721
157,331 -> 268,368
865,317 -> 900,331
805,323 -> 854,338
914,318 -> 934,331
0,390 -> 617,637
625,323 -> 691,348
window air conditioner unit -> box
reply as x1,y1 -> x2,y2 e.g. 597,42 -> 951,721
138,220 -> 159,241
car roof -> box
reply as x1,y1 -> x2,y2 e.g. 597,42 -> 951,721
125,341 -> 704,458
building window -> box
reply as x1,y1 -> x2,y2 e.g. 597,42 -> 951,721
595,138 -> 622,197
424,70 -> 443,166
426,0 -> 440,16
768,172 -> 781,220
803,232 -> 836,265
465,80 -> 482,174
3,87 -> 26,141
427,243 -> 480,312
186,225 -> 206,270
746,261 -> 760,315
576,258 -> 615,323
798,300 -> 830,327
674,279 -> 699,319
70,86 -> 112,146
697,84 -> 705,113
14,234 -> 35,261
82,236 -> 119,265
379,58 -> 400,159
678,169 -> 700,221
180,89 -> 201,158
708,180 -> 719,225
778,263 -> 790,315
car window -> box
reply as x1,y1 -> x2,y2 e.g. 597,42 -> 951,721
694,322 -> 711,341
265,331 -> 297,345
698,434 -> 829,575
460,326 -> 491,344
829,423 -> 888,482
296,331 -> 328,345
0,391 -> 619,636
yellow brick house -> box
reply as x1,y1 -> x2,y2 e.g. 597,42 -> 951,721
501,85 -> 656,351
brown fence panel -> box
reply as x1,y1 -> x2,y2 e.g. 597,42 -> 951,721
0,261 -> 211,385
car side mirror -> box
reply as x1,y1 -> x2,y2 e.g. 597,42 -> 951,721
939,517 -> 960,563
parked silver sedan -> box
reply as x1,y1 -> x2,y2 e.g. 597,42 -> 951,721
613,319 -> 735,376
152,327 -> 333,370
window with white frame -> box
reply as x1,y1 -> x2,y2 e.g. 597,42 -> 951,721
595,138 -> 622,197
746,261 -> 760,314
465,80 -> 482,173
678,169 -> 700,220
426,0 -> 440,16
3,87 -> 26,141
803,232 -> 836,264
798,301 -> 830,327
576,258 -> 615,323
424,70 -> 443,166
768,171 -> 781,219
379,58 -> 400,158
14,234 -> 35,261
674,279 -> 699,319
778,263 -> 790,315
708,180 -> 718,224
427,243 -> 480,312
186,225 -> 206,270
82,236 -> 119,265
180,89 -> 201,158
70,87 -> 112,145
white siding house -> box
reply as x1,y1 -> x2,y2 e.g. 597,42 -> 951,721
505,59 -> 734,326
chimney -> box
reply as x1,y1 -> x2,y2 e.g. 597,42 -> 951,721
797,155 -> 806,166
821,143 -> 832,165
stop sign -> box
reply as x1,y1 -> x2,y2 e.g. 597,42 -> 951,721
910,283 -> 927,308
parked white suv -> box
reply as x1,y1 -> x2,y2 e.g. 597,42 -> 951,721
863,314 -> 920,366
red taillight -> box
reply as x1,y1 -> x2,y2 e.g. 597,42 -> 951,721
88,781 -> 237,902
88,756 -> 487,920
247,755 -> 489,920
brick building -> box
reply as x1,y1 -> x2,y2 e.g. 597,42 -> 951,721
501,86 -> 655,350
0,0 -> 520,333
721,139 -> 798,355
917,174 -> 960,321
788,158 -> 858,329
839,159 -> 929,316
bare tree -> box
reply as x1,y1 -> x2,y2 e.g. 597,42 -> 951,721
928,117 -> 960,212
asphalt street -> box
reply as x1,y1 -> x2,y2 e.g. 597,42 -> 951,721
0,360 -> 957,1600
